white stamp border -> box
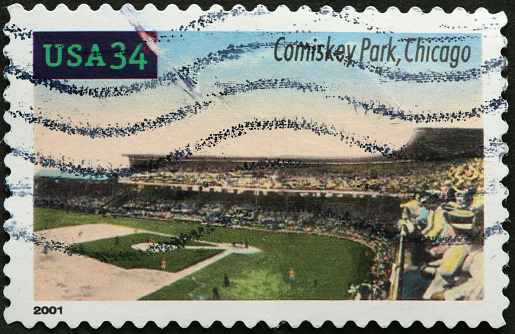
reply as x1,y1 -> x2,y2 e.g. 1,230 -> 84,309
3,4 -> 509,328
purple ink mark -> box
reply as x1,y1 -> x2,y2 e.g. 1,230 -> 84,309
121,5 -> 203,98
5,34 -> 504,99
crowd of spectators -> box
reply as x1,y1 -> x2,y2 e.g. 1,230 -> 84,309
392,158 -> 484,300
35,195 -> 113,214
35,158 -> 484,301
347,245 -> 394,300
123,158 -> 483,195
347,158 -> 484,300
107,198 -> 393,242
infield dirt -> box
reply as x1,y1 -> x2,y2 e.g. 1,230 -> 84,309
34,224 -> 258,301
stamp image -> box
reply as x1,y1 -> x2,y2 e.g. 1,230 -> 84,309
3,4 -> 508,328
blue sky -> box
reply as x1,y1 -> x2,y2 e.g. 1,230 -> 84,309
34,31 -> 483,169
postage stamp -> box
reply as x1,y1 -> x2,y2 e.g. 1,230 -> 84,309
3,4 -> 509,328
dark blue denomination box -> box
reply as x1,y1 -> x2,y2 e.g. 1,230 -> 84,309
33,31 -> 158,79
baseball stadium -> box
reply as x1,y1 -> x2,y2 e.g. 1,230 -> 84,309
33,128 -> 485,301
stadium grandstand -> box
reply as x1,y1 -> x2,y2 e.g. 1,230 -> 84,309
34,127 -> 484,300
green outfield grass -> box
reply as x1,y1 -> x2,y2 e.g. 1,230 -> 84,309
142,279 -> 200,300
68,233 -> 221,273
35,208 -> 375,300
141,233 -> 374,300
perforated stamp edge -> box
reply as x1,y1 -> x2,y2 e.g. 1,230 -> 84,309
3,4 -> 509,329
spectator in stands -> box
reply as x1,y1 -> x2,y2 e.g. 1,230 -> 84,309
459,186 -> 477,208
440,249 -> 483,300
422,208 -> 483,300
439,181 -> 457,203
401,194 -> 443,266
353,283 -> 371,300
420,195 -> 447,239
397,194 -> 425,235
454,164 -> 479,189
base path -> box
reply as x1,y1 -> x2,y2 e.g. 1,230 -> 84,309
34,224 -> 259,301
133,241 -> 258,298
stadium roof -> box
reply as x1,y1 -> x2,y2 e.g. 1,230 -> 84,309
123,127 -> 483,166
397,127 -> 483,160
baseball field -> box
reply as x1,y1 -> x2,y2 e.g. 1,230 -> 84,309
34,208 -> 375,300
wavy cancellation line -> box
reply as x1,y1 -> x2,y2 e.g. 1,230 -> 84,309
170,117 -> 394,158
11,147 -> 129,178
3,41 -> 276,99
9,85 -> 490,140
5,65 -> 179,99
329,95 -> 502,123
5,35 -> 501,138
8,76 -> 492,139
10,101 -> 214,139
5,39 -> 503,100
11,117 -> 394,178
